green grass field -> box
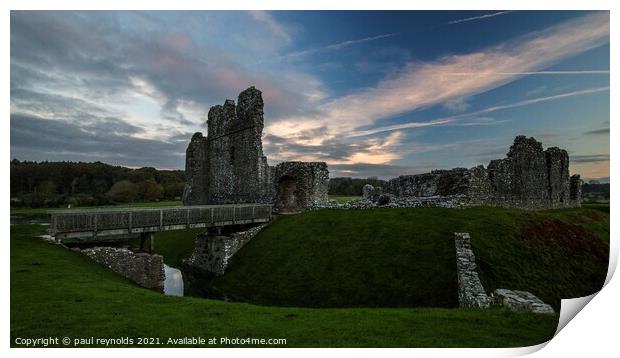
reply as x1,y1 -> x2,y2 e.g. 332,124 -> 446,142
11,224 -> 559,347
11,200 -> 183,217
214,207 -> 609,310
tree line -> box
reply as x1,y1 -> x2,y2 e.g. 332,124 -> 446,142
581,182 -> 610,201
10,160 -> 185,208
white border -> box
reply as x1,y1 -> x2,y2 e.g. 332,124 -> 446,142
3,1 -> 617,357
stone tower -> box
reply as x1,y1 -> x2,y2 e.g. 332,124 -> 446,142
182,87 -> 273,205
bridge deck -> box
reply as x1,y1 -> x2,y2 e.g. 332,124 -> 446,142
48,204 -> 273,239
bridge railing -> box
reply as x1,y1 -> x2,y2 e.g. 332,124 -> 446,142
49,204 -> 272,237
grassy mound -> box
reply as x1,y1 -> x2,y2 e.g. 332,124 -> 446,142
10,224 -> 558,347
214,207 -> 609,310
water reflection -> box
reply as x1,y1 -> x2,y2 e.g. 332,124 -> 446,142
164,264 -> 184,296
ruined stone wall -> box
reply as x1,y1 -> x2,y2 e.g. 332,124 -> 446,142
386,136 -> 581,209
570,174 -> 583,207
388,169 -> 470,197
546,147 -> 571,207
454,232 -> 554,314
182,133 -> 209,205
454,232 -> 490,308
466,165 -> 494,205
81,247 -> 164,290
273,161 -> 329,212
183,87 -> 273,205
185,224 -> 267,275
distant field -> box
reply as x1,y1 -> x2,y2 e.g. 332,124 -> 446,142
11,224 -> 558,347
328,195 -> 360,203
11,200 -> 182,217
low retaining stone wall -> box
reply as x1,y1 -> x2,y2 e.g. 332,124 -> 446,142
185,224 -> 268,275
454,232 -> 491,308
81,247 -> 164,290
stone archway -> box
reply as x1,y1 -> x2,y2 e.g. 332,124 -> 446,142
276,175 -> 301,213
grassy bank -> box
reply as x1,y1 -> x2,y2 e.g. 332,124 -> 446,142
214,207 -> 609,310
137,228 -> 202,268
10,224 -> 558,347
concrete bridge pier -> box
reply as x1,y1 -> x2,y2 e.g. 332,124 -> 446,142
139,232 -> 155,253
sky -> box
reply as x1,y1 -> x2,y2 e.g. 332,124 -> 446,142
10,10 -> 610,180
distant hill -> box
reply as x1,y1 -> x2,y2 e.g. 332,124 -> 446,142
10,159 -> 185,208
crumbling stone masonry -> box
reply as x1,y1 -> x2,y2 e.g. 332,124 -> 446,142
183,87 -> 329,212
387,136 -> 582,209
454,232 -> 491,308
183,87 -> 273,205
491,289 -> 555,315
184,224 -> 268,275
273,161 -> 330,213
362,184 -> 384,201
182,133 -> 209,205
81,247 -> 164,290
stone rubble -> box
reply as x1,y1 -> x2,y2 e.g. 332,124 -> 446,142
491,289 -> 555,314
311,194 -> 467,210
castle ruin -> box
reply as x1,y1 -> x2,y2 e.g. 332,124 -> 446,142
386,136 -> 582,209
183,87 -> 581,211
182,87 -> 330,212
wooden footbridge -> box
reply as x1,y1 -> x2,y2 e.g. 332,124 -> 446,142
48,204 -> 273,243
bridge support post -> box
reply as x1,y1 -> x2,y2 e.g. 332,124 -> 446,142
149,232 -> 155,253
139,232 -> 156,253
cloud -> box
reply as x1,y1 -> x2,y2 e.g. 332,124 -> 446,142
346,86 -> 609,137
477,86 -> 609,113
249,11 -> 292,44
11,113 -> 190,168
267,12 -> 609,147
329,163 -> 433,179
348,118 -> 455,138
10,11 -> 327,148
584,128 -> 610,135
446,11 -> 513,25
444,70 -> 609,75
285,33 -> 397,59
264,130 -> 405,166
10,11 -> 610,176
442,97 -> 471,112
571,154 -> 610,163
